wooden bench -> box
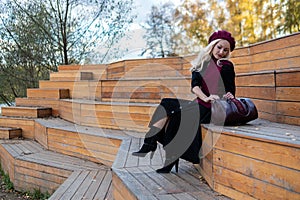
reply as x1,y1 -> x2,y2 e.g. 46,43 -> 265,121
0,139 -> 111,198
199,120 -> 300,199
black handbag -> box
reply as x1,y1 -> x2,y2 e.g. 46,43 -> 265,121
211,98 -> 258,126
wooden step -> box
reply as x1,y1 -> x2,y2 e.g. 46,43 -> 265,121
50,71 -> 93,81
39,80 -> 102,100
27,88 -> 69,99
0,127 -> 22,139
15,98 -> 60,117
106,57 -> 188,79
35,117 -> 127,167
49,170 -> 112,200
59,99 -> 156,133
231,32 -> 300,74
0,139 -> 110,196
200,119 -> 300,200
1,106 -> 52,118
101,78 -> 194,103
112,137 -> 231,200
57,64 -> 108,80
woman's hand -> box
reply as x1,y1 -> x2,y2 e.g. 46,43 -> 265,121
203,94 -> 220,102
223,92 -> 234,99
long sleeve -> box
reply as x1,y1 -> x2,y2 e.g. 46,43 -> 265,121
220,61 -> 236,96
191,71 -> 203,89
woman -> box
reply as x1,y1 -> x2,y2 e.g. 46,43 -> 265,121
132,30 -> 236,173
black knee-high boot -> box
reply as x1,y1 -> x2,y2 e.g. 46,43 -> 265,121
132,126 -> 162,158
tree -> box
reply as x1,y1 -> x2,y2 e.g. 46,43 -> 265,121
141,3 -> 177,58
280,0 -> 300,33
173,0 -> 299,50
0,0 -> 134,104
175,0 -> 212,50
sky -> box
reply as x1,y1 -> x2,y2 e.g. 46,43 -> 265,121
133,0 -> 182,25
117,0 -> 183,60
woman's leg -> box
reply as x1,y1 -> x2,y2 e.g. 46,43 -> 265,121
132,98 -> 184,158
132,104 -> 169,157
156,102 -> 204,173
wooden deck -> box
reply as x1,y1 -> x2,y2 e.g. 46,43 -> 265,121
112,137 -> 230,200
0,139 -> 112,199
0,117 -> 230,200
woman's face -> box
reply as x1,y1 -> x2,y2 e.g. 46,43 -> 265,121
212,40 -> 230,59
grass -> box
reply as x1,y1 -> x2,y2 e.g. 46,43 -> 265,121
0,163 -> 51,200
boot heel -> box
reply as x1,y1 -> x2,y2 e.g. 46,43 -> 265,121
175,160 -> 179,172
150,150 -> 155,159
156,159 -> 179,173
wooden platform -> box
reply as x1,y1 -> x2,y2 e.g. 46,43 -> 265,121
199,119 -> 300,200
112,137 -> 230,200
0,139 -> 112,199
1,106 -> 52,118
0,117 -> 230,200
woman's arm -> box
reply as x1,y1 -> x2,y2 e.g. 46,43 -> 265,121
191,71 -> 220,102
192,86 -> 220,102
220,61 -> 236,97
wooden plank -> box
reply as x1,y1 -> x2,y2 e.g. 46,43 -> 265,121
93,170 -> 112,200
0,145 -> 16,182
1,106 -> 52,118
59,170 -> 90,199
112,139 -> 131,169
14,165 -> 66,185
27,88 -> 69,99
48,170 -> 82,200
0,127 -> 22,139
249,33 -> 300,54
214,149 -> 300,193
251,99 -> 276,115
214,166 -> 300,200
236,86 -> 275,100
15,98 -> 60,116
214,183 -> 257,200
236,72 -> 275,87
112,171 -> 138,200
70,170 -> 99,199
82,170 -> 107,199
34,121 -> 48,148
276,115 -> 300,126
213,132 -> 300,170
127,166 -> 169,195
250,57 -> 300,73
276,87 -> 300,101
47,128 -> 119,155
58,64 -> 107,72
276,101 -> 300,117
125,137 -> 140,167
276,69 -> 300,87
112,169 -> 156,199
0,117 -> 35,139
14,172 -> 61,192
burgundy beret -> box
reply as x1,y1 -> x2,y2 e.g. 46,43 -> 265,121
208,30 -> 236,51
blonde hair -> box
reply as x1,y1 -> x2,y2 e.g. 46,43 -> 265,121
190,39 -> 231,72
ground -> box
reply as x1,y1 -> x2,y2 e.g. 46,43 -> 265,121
0,175 -> 32,200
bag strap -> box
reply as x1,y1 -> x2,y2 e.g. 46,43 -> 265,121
231,98 -> 247,115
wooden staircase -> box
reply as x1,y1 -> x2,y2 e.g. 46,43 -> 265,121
0,33 -> 299,199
